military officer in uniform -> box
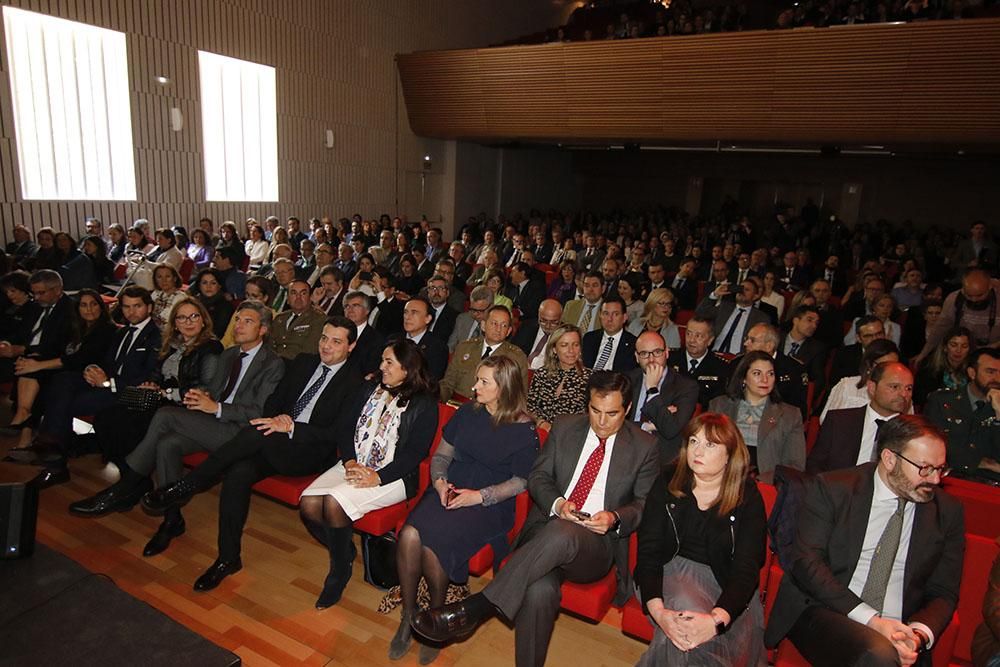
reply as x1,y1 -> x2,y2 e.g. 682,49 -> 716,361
924,347 -> 1000,474
670,315 -> 731,409
439,305 -> 528,402
269,279 -> 327,362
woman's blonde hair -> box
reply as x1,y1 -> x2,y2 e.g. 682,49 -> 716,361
668,412 -> 749,516
543,325 -> 583,372
639,287 -> 675,331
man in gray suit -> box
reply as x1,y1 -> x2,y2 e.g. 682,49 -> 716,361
413,371 -> 659,667
69,301 -> 285,556
695,277 -> 770,355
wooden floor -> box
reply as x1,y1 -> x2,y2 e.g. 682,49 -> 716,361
0,425 -> 647,666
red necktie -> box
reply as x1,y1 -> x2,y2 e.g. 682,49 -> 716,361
567,437 -> 607,508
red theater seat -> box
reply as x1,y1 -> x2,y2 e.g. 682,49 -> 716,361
954,533 -> 999,663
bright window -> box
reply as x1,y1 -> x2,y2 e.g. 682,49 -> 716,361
198,51 -> 278,202
2,7 -> 137,200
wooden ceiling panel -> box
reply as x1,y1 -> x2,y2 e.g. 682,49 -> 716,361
396,19 -> 1000,146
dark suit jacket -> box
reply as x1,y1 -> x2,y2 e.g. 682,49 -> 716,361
777,266 -> 810,292
17,294 -> 74,359
829,343 -> 863,387
518,414 -> 660,604
764,463 -> 965,650
506,280 -> 545,320
353,324 -> 385,377
411,331 -> 448,381
260,353 -> 363,470
806,406 -> 866,474
532,244 -> 553,265
755,300 -> 780,325
374,297 -> 404,337
627,368 -> 700,464
100,321 -> 162,389
581,329 -> 638,373
782,334 -> 829,408
670,277 -> 698,311
815,303 -> 846,350
511,319 -> 540,356
428,304 -> 459,343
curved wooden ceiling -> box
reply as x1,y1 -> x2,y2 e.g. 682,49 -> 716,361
396,19 -> 1000,148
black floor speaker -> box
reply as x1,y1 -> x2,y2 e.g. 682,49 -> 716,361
0,481 -> 38,559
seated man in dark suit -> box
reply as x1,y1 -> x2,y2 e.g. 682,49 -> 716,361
581,297 -> 638,373
627,331 -> 699,464
412,371 -> 660,667
0,269 -> 74,383
924,347 -> 1000,475
424,274 -> 459,343
830,316 -> 886,387
15,286 -> 162,486
342,290 -> 384,377
781,304 -> 829,409
670,315 -> 731,409
695,278 -> 770,356
505,261 -> 545,322
811,278 -> 847,350
669,258 -> 698,311
765,415 -> 965,667
372,274 -> 405,337
512,298 -> 564,370
140,317 -> 363,591
807,361 -> 914,474
399,297 -> 448,381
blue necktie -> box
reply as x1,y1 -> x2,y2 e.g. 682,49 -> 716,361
291,366 -> 331,420
595,337 -> 614,370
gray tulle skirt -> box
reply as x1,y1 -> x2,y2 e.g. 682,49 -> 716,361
635,556 -> 767,667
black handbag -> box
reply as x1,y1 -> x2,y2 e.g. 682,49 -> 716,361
361,531 -> 399,590
117,386 -> 162,412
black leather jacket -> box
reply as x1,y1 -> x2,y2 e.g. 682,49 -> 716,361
151,339 -> 223,399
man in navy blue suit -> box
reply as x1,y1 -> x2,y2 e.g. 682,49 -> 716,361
11,286 -> 162,486
581,297 -> 638,373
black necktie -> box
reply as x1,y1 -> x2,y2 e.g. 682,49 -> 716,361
115,326 -> 137,371
482,345 -> 493,360
717,308 -> 746,353
790,342 -> 801,357
31,306 -> 52,339
220,352 -> 249,402
689,357 -> 699,373
871,418 -> 887,461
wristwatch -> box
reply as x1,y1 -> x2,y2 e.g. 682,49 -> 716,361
610,511 -> 622,533
101,380 -> 112,388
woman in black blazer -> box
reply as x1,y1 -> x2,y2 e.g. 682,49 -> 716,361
634,411 -> 768,666
299,339 -> 438,610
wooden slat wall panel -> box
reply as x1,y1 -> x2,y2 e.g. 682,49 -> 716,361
0,0 -> 566,244
398,19 -> 1000,145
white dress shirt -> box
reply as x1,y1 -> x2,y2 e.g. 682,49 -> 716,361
847,469 -> 935,647
856,404 -> 900,465
592,329 -> 623,371
551,429 -> 618,517
528,327 -> 549,370
293,359 -> 346,424
716,306 -> 751,354
407,329 -> 426,345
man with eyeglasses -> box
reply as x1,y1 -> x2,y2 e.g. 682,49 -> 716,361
448,286 -> 493,352
766,415 -> 963,667
0,270 -> 74,383
626,331 -> 698,463
422,274 -> 459,342
512,299 -> 564,370
341,290 -> 384,377
439,305 -> 527,402
924,347 -> 1000,476
808,361 -> 914,474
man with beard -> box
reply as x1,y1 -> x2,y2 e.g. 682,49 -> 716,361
915,269 -> 1000,365
765,415 -> 964,667
924,347 -> 1000,474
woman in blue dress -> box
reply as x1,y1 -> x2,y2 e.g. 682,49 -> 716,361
390,354 -> 539,663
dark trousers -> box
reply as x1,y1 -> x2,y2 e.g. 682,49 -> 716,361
788,605 -> 921,667
482,519 -> 615,667
188,427 -> 334,561
39,372 -> 118,445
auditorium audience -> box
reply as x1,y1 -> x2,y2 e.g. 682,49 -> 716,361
627,287 -> 682,349
634,412 -> 767,666
440,305 -> 528,402
709,350 -> 806,481
187,228 -> 215,271
914,326 -> 973,408
821,338 -> 904,422
269,279 -> 326,362
150,264 -> 187,331
394,355 -> 538,662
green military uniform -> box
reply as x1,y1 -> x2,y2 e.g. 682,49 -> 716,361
269,306 -> 327,361
924,386 -> 1000,470
439,337 -> 528,402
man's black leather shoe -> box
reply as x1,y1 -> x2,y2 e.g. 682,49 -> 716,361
193,558 -> 242,592
142,517 -> 186,557
69,478 -> 153,517
30,467 -> 70,489
141,478 -> 198,515
411,599 -> 487,642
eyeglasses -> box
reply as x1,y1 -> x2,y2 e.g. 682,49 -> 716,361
636,348 -> 666,360
427,286 -> 448,293
175,313 -> 203,324
656,301 -> 674,308
894,451 -> 951,478
469,306 -> 489,314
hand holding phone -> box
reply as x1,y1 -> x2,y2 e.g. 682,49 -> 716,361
570,509 -> 591,521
